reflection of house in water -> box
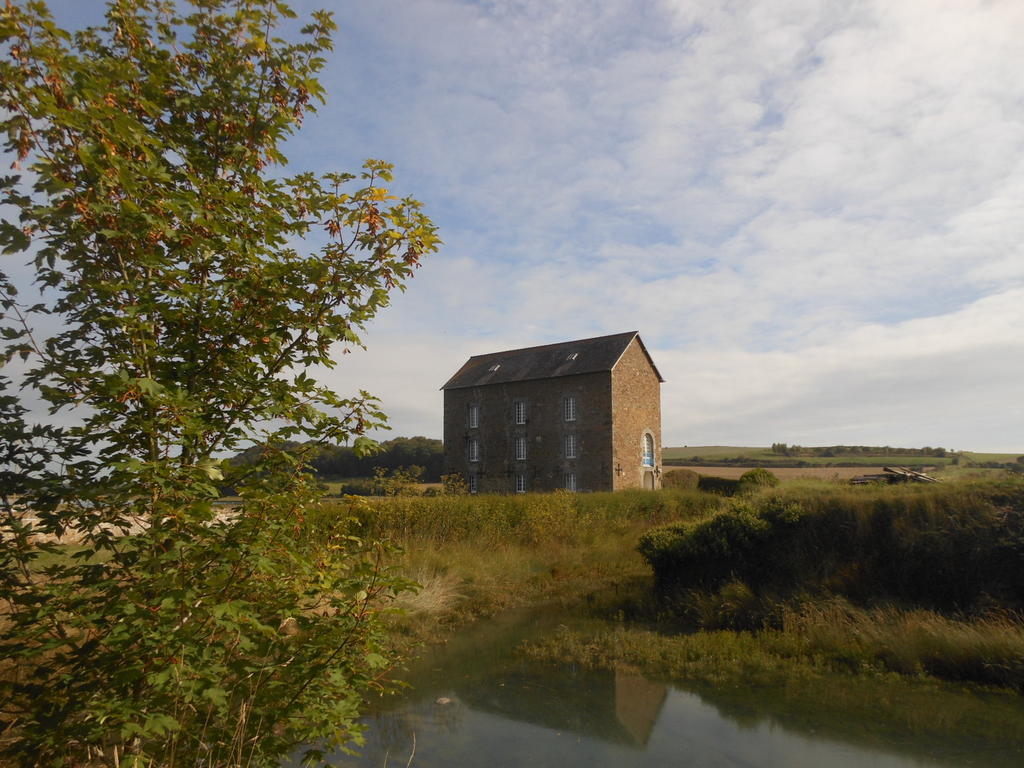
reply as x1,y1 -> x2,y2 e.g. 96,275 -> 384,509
453,665 -> 668,748
614,669 -> 668,746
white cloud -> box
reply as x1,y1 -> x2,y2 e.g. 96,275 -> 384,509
29,0 -> 1024,452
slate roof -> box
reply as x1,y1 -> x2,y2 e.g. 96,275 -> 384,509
441,331 -> 664,390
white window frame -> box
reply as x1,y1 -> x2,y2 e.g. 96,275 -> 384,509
468,438 -> 479,463
515,436 -> 527,461
565,472 -> 577,492
468,474 -> 478,494
468,403 -> 479,429
565,433 -> 577,459
515,473 -> 526,494
514,400 -> 526,425
564,395 -> 577,422
642,433 -> 655,467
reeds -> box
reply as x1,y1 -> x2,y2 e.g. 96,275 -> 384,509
782,600 -> 1024,689
524,599 -> 1024,691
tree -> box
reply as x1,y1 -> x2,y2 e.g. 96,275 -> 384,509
0,1 -> 438,766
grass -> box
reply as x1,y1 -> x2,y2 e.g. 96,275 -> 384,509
314,489 -> 723,638
963,451 -> 1024,463
523,600 -> 1024,691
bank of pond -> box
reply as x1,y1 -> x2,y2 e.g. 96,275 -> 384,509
295,476 -> 1024,765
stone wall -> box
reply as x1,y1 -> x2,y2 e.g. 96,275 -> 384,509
443,371 -> 614,493
610,337 -> 663,490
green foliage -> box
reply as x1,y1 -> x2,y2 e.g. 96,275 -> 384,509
371,465 -> 424,497
696,474 -> 741,495
440,473 -> 469,495
0,1 -> 437,766
738,466 -> 780,489
661,468 -> 699,490
639,479 -> 1024,611
231,436 -> 445,481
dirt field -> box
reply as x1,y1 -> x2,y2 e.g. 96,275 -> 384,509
666,465 -> 899,481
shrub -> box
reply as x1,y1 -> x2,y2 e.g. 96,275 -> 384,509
639,479 -> 1024,611
662,469 -> 700,490
739,467 -> 780,490
697,475 -> 742,496
638,503 -> 770,589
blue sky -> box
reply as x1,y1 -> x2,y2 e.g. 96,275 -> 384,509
33,1 -> 1024,451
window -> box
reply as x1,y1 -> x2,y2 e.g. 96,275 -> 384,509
565,473 -> 577,492
468,438 -> 479,463
468,474 -> 478,494
515,436 -> 527,461
565,433 -> 577,459
468,404 -> 479,429
566,352 -> 578,361
564,395 -> 577,422
488,363 -> 501,372
515,473 -> 526,494
642,433 -> 655,467
514,400 -> 526,425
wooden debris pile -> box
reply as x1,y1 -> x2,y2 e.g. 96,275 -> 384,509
850,466 -> 940,485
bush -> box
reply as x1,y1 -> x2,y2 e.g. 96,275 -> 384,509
697,475 -> 742,496
739,467 -> 780,490
639,479 -> 1024,611
662,469 -> 699,490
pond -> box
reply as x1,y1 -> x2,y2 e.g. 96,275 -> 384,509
289,608 -> 1024,768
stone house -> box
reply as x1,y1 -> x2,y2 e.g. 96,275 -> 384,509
441,331 -> 663,493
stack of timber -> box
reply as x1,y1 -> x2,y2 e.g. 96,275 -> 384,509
850,466 -> 940,485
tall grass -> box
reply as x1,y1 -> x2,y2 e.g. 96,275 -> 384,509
318,488 -> 721,548
782,599 -> 1024,689
524,599 -> 1024,691
310,489 -> 723,630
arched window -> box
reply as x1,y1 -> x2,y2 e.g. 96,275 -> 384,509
642,433 -> 655,467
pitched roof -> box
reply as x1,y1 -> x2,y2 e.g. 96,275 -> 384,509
441,331 -> 664,390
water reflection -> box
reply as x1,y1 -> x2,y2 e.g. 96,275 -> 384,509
288,610 -> 1024,768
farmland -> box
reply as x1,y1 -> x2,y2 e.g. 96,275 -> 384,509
664,445 -> 1022,469
665,465 -> 891,480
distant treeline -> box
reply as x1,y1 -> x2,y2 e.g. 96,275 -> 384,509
770,443 -> 948,457
230,436 -> 444,481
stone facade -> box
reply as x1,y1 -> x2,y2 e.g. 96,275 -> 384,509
610,337 -> 663,491
442,332 -> 662,493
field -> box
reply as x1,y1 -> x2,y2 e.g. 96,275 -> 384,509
666,465 -> 892,480
664,445 -> 1022,468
